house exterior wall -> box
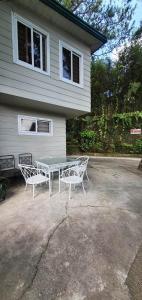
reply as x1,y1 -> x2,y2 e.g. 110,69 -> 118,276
0,1 -> 91,114
0,104 -> 66,165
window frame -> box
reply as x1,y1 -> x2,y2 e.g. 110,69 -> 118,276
18,115 -> 53,136
59,40 -> 83,88
12,12 -> 50,76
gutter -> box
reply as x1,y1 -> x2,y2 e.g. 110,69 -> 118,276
40,0 -> 107,45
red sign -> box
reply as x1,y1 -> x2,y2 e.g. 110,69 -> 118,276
130,129 -> 141,135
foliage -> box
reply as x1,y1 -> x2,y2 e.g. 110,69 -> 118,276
120,143 -> 134,154
64,17 -> 142,155
91,40 -> 142,115
57,0 -> 135,56
0,177 -> 8,201
133,139 -> 142,154
80,130 -> 96,152
116,42 -> 142,113
67,112 -> 142,154
94,142 -> 104,153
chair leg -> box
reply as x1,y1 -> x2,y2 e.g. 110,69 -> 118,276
25,183 -> 27,191
49,179 -> 51,198
69,183 -> 71,201
49,173 -> 52,196
33,184 -> 35,199
59,170 -> 61,193
82,182 -> 86,196
86,170 -> 89,181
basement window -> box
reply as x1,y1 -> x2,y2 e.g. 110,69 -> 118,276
18,115 -> 53,136
12,13 -> 50,75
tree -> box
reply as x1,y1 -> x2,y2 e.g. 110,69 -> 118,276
57,0 -> 136,56
91,59 -> 120,115
115,26 -> 142,112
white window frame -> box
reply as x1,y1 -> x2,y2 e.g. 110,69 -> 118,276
18,115 -> 53,136
12,12 -> 50,76
59,40 -> 83,88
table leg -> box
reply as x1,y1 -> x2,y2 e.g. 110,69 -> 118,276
59,168 -> 60,192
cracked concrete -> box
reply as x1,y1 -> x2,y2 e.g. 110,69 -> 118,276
0,157 -> 142,300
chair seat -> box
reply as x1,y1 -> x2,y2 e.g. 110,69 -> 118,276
27,174 -> 48,185
60,175 -> 82,185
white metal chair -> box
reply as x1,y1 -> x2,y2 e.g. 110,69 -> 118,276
59,162 -> 87,200
75,156 -> 89,181
18,164 -> 51,199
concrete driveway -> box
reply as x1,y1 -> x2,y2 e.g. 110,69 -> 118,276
0,158 -> 142,300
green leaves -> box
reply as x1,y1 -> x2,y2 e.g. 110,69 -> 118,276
57,0 -> 135,56
80,130 -> 96,152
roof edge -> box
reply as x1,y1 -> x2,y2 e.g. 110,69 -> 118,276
40,0 -> 107,45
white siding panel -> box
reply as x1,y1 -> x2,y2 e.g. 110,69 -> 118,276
0,69 -> 90,99
0,105 -> 66,164
0,1 -> 91,114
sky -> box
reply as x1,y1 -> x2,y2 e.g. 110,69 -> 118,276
110,0 -> 142,61
133,0 -> 141,28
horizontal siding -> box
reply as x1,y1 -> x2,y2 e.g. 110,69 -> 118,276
0,105 -> 66,165
0,60 -> 90,91
0,1 -> 91,114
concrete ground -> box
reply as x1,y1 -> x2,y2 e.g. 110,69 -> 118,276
0,158 -> 142,300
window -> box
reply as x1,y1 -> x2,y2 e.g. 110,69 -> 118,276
18,115 -> 53,136
12,13 -> 50,75
60,41 -> 83,87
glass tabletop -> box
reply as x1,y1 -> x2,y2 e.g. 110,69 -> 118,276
36,156 -> 77,166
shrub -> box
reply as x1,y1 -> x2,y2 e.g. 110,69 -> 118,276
80,130 -> 96,152
67,144 -> 80,154
134,139 -> 142,154
94,142 -> 103,153
121,143 -> 133,154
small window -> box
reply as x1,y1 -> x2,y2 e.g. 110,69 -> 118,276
60,41 -> 83,87
18,115 -> 53,136
12,13 -> 50,75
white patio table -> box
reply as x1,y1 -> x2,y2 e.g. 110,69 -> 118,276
35,156 -> 79,193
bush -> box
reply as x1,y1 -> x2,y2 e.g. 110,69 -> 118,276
67,144 -> 80,155
134,139 -> 142,154
94,142 -> 104,153
80,130 -> 96,152
121,143 -> 133,154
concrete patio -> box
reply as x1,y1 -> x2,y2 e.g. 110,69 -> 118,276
0,157 -> 142,300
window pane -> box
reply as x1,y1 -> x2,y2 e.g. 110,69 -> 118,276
18,22 -> 32,64
62,47 -> 71,80
37,120 -> 50,133
33,31 -> 41,69
73,53 -> 80,84
42,35 -> 47,71
21,119 -> 36,132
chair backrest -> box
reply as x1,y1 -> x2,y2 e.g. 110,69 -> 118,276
18,164 -> 36,183
76,156 -> 89,165
19,153 -> 32,165
77,162 -> 87,179
63,162 -> 87,180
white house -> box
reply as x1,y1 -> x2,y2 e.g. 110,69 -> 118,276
0,0 -> 107,164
